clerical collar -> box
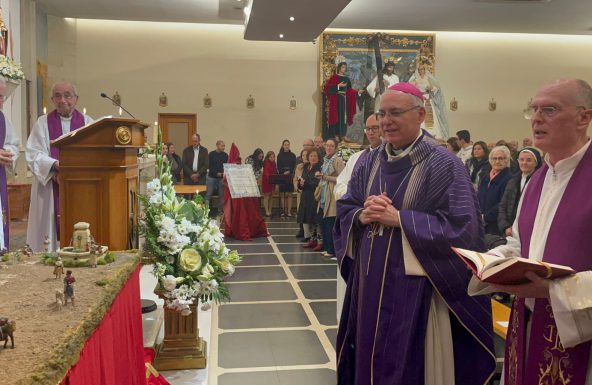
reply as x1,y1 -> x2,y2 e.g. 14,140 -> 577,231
545,138 -> 591,175
60,114 -> 73,121
385,131 -> 423,161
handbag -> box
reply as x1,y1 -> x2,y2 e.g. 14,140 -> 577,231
314,185 -> 321,202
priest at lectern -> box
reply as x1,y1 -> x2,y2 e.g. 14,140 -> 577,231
25,82 -> 93,252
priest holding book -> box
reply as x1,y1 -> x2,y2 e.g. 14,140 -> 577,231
473,79 -> 592,385
334,82 -> 495,385
26,82 -> 93,252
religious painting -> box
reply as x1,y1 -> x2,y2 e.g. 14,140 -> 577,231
319,31 -> 441,144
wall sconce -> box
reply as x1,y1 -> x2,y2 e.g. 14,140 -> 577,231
450,97 -> 458,111
112,91 -> 121,106
159,92 -> 168,107
203,93 -> 212,108
246,94 -> 255,109
489,98 -> 497,112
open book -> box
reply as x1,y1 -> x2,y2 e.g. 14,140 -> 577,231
452,247 -> 575,285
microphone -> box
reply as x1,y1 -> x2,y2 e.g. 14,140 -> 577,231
100,92 -> 136,119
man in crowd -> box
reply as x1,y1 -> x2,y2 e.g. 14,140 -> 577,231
334,82 -> 495,385
314,135 -> 326,160
508,139 -> 520,160
297,138 -> 314,164
522,136 -> 533,148
483,79 -> 592,385
0,79 -> 20,250
456,129 -> 473,163
205,140 -> 228,215
182,133 -> 208,185
333,113 -> 382,321
26,82 -> 93,251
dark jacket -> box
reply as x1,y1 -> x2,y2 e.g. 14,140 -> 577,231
465,157 -> 491,188
277,150 -> 296,175
296,163 -> 322,224
182,145 -> 209,185
498,173 -> 534,233
166,153 -> 183,184
477,167 -> 512,235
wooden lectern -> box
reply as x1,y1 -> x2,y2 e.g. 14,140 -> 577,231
52,117 -> 148,251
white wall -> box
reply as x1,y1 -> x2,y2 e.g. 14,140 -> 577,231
47,20 -> 592,152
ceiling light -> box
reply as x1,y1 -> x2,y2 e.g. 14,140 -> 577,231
289,16 -> 295,21
279,34 -> 284,39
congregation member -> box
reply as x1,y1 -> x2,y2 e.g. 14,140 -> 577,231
245,148 -> 264,182
205,140 -> 228,214
465,140 -> 491,190
293,149 -> 308,237
261,151 -> 276,218
334,114 -> 383,320
276,139 -> 296,217
26,82 -> 93,252
522,136 -> 533,148
497,147 -> 542,237
456,129 -> 473,163
315,138 -> 344,258
334,83 -> 494,385
477,145 -> 513,235
471,78 -> 592,385
314,135 -> 326,160
182,133 -> 208,185
446,136 -> 460,155
0,79 -> 20,250
508,139 -> 520,160
297,148 -> 322,249
165,142 -> 182,184
297,138 -> 314,164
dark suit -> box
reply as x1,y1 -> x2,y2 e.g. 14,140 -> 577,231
182,145 -> 209,185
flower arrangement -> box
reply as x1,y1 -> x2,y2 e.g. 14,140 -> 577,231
336,143 -> 360,162
0,55 -> 25,81
141,133 -> 241,315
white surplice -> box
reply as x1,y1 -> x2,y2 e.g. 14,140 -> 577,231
0,114 -> 21,250
470,139 -> 592,384
25,113 -> 93,252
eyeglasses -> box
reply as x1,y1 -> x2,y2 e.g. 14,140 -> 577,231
364,126 -> 380,133
491,157 -> 507,162
52,93 -> 77,100
375,106 -> 420,120
524,105 -> 587,119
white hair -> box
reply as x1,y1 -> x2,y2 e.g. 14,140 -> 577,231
50,82 -> 78,97
489,145 -> 511,166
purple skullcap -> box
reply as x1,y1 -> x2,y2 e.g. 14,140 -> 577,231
388,82 -> 424,101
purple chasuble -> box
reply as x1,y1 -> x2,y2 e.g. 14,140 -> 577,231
504,144 -> 592,385
334,133 -> 495,385
47,109 -> 85,237
0,111 -> 9,249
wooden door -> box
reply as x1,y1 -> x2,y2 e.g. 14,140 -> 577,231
158,113 -> 197,150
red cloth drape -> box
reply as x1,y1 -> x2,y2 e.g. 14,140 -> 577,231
323,74 -> 357,126
223,143 -> 268,241
144,348 -> 171,385
60,265 -> 145,385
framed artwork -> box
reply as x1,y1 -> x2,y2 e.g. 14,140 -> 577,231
319,31 -> 437,144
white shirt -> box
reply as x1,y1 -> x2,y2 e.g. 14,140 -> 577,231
457,145 -> 473,164
192,146 -> 200,172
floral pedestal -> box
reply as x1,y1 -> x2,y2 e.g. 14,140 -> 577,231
153,291 -> 207,371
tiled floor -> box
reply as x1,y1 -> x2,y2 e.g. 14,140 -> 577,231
209,219 -> 338,385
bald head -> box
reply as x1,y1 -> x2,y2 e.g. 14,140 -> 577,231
540,78 -> 592,109
302,139 -> 314,151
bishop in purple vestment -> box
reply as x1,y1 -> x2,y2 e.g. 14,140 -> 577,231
334,83 -> 495,385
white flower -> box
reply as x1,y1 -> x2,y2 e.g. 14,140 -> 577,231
162,275 -> 177,291
146,178 -> 162,196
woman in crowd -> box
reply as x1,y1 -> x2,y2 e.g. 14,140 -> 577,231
477,145 -> 513,235
245,148 -> 264,182
446,137 -> 460,155
293,149 -> 308,215
261,151 -> 277,217
276,139 -> 297,218
315,139 -> 344,257
498,147 -> 542,236
165,142 -> 183,184
297,148 -> 322,248
465,140 -> 490,190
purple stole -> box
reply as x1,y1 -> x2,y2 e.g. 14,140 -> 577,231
504,144 -> 592,385
0,112 -> 9,249
47,110 -> 85,237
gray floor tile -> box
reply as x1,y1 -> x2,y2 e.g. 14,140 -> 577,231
265,221 -> 299,229
283,253 -> 336,265
218,330 -> 329,368
326,328 -> 338,350
239,254 -> 280,266
298,281 -> 336,300
227,282 -> 297,302
219,303 -> 310,329
310,301 -> 338,326
268,227 -> 300,235
290,265 -> 337,280
227,266 -> 287,282
226,237 -> 269,245
219,369 -> 336,385
232,243 -> 274,254
277,243 -> 309,253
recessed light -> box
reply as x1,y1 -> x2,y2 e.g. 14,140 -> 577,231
279,34 -> 284,39
289,16 -> 295,21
